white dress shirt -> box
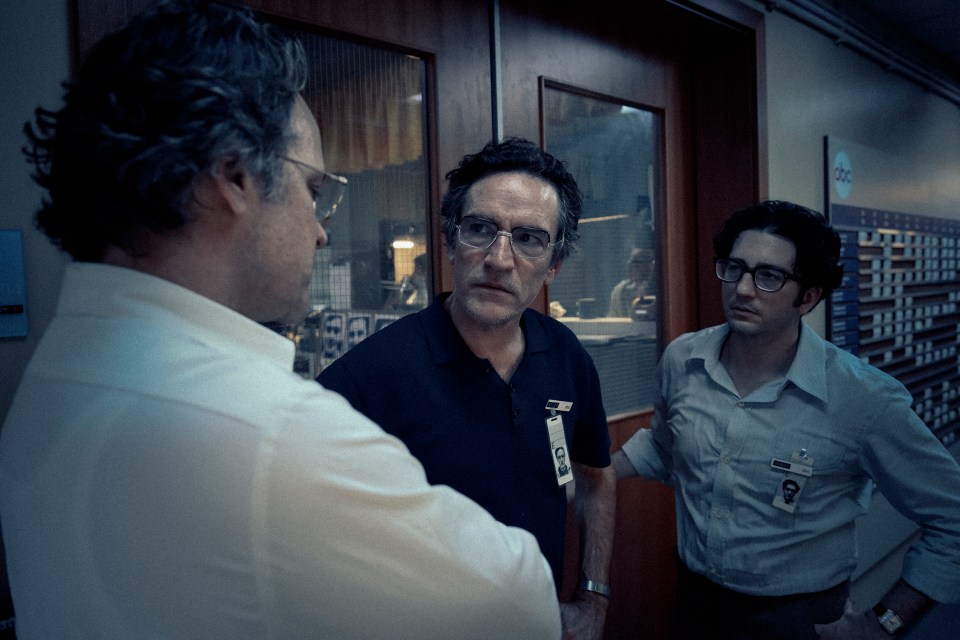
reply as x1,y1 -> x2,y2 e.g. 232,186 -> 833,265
1,262 -> 561,639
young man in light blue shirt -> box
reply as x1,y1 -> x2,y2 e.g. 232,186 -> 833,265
613,200 -> 960,639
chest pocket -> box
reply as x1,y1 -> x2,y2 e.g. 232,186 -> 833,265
771,406 -> 850,477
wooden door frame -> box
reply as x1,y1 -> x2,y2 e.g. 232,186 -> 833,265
496,1 -> 764,637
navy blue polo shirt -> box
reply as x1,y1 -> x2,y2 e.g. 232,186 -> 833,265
318,294 -> 611,587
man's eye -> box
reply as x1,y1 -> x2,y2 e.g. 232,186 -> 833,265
467,221 -> 494,235
514,231 -> 541,246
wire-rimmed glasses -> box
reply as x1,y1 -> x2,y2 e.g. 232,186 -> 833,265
455,215 -> 555,260
281,156 -> 348,226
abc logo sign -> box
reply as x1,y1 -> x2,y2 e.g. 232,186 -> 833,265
833,151 -> 852,200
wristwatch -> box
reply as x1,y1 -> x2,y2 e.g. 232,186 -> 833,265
872,603 -> 904,635
576,579 -> 611,599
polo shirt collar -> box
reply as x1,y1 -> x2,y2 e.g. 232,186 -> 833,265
421,293 -> 551,366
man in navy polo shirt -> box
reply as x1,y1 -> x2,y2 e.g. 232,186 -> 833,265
319,137 -> 616,640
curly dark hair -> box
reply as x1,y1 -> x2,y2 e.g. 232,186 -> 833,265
24,0 -> 307,261
439,137 -> 582,268
713,200 -> 844,304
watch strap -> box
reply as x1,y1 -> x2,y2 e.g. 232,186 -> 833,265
576,579 -> 611,598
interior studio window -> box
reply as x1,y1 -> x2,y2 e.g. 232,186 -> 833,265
542,80 -> 663,418
276,27 -> 432,378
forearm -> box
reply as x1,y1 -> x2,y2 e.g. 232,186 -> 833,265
562,463 -> 616,639
874,579 -> 934,633
573,463 -> 617,584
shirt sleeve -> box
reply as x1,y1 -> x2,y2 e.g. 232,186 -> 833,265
259,383 -> 563,639
860,376 -> 960,603
571,351 -> 612,468
316,356 -> 364,410
620,342 -> 676,484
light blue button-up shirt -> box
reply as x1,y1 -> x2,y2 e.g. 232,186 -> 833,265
621,322 -> 960,600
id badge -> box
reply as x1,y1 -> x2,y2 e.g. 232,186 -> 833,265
771,450 -> 813,513
547,414 -> 573,486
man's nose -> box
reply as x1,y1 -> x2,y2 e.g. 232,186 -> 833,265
735,271 -> 757,294
485,232 -> 516,265
316,221 -> 329,248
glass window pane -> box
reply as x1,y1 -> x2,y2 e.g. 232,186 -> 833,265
275,28 -> 431,377
543,84 -> 662,417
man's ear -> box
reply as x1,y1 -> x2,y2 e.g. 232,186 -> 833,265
210,155 -> 252,216
544,260 -> 563,286
798,285 -> 823,314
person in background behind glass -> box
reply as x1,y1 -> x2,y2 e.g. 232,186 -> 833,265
399,252 -> 430,309
607,247 -> 654,318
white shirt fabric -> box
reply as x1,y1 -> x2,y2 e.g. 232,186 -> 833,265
0,263 -> 561,640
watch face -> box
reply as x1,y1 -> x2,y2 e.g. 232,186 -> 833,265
878,610 -> 903,634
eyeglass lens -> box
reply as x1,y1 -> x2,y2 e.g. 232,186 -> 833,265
281,156 -> 347,225
457,215 -> 552,258
315,173 -> 348,224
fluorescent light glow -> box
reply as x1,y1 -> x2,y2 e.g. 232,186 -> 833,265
580,214 -> 631,223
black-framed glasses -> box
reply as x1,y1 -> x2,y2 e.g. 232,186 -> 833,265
281,156 -> 348,226
714,257 -> 801,292
455,215 -> 555,260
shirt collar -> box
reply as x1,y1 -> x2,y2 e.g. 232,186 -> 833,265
687,321 -> 829,402
60,262 -> 296,370
420,293 -> 550,366
784,321 -> 829,402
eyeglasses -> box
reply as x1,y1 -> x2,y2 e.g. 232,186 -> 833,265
455,215 -> 555,260
281,156 -> 348,226
714,257 -> 801,292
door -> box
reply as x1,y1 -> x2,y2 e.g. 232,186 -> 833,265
496,1 -> 761,637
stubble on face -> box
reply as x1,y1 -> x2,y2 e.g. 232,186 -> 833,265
447,172 -> 560,332
245,96 -> 326,325
722,229 -> 804,342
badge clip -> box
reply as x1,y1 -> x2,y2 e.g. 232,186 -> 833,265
545,399 -> 573,413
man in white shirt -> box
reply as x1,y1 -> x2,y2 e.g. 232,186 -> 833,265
0,2 -> 561,638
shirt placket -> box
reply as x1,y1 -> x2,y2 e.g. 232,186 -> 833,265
702,396 -> 749,582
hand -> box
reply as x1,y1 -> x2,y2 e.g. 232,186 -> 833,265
813,599 -> 888,640
560,592 -> 608,640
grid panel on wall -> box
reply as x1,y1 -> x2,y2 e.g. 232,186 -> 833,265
829,203 -> 960,446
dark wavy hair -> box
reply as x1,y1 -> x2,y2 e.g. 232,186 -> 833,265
713,200 -> 844,304
439,137 -> 582,268
24,0 -> 307,261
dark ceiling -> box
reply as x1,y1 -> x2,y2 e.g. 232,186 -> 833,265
832,0 -> 960,84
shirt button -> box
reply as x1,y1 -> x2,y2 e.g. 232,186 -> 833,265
737,401 -> 745,407
723,455 -> 731,464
